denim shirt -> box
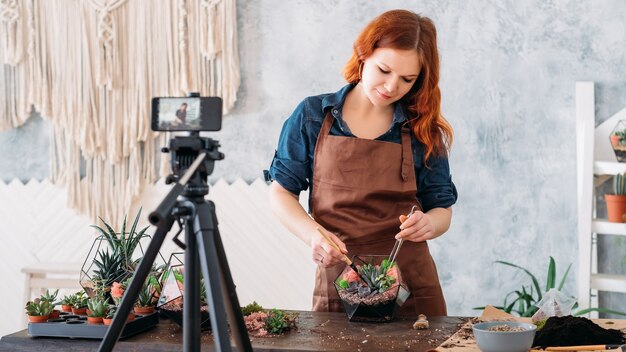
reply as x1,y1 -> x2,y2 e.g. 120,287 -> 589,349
267,84 -> 458,212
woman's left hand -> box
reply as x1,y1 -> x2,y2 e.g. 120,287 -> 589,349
395,210 -> 436,242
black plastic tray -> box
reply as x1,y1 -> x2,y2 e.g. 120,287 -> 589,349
27,311 -> 159,339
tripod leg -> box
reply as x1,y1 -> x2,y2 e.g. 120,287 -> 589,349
194,201 -> 252,352
184,218 -> 201,351
99,216 -> 176,352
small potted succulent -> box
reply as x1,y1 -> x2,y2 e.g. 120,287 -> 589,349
71,291 -> 89,315
334,255 -> 409,322
25,298 -> 53,323
102,305 -> 117,326
40,289 -> 61,319
606,172 -> 626,222
60,293 -> 75,312
134,280 -> 157,315
87,296 -> 108,324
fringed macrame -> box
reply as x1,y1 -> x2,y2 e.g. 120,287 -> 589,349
0,0 -> 240,226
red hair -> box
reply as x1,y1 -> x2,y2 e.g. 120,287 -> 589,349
343,10 -> 453,162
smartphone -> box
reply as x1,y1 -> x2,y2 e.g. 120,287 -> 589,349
151,97 -> 222,131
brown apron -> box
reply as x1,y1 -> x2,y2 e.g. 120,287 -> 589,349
311,112 -> 447,317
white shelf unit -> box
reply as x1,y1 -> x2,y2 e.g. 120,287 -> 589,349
577,81 -> 626,317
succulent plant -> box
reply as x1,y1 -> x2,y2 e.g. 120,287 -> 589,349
358,260 -> 396,295
105,304 -> 118,319
614,173 -> 626,195
90,208 -> 148,273
87,297 -> 108,318
241,301 -> 264,316
72,291 -> 89,309
60,293 -> 75,306
40,289 -> 60,307
136,280 -> 156,307
25,298 -> 53,316
92,249 -> 128,288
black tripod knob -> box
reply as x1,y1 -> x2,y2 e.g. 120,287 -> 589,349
161,147 -> 170,153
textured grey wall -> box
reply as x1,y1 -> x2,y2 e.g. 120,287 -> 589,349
2,0 -> 626,317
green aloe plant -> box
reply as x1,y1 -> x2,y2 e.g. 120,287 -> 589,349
91,208 -> 148,273
92,249 -> 127,287
475,256 -> 626,317
136,278 -> 157,307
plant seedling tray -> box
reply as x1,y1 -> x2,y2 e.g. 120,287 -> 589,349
27,312 -> 158,339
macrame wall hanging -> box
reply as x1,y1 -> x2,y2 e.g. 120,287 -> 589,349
0,0 -> 240,225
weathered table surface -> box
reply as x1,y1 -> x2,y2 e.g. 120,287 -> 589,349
0,311 -> 469,351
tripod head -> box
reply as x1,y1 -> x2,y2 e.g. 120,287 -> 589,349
161,133 -> 224,198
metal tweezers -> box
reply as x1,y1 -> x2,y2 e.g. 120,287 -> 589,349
388,205 -> 418,263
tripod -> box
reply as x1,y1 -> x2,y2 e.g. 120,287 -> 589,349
99,135 -> 252,352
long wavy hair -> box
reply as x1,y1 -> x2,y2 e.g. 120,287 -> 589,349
343,9 -> 453,162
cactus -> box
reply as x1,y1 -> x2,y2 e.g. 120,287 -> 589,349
614,173 -> 626,195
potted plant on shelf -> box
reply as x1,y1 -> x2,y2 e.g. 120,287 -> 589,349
25,298 -> 53,323
71,291 -> 89,315
87,296 -> 108,324
606,172 -> 626,222
40,289 -> 61,319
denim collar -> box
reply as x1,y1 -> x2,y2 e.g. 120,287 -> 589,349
321,84 -> 409,125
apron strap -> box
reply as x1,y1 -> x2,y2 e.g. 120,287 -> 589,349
401,124 -> 413,182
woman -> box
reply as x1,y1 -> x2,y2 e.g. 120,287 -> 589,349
174,102 -> 188,126
267,9 -> 457,317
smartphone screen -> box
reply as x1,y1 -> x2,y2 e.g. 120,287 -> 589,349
151,97 -> 222,131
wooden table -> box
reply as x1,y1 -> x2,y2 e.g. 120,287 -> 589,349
0,311 -> 469,351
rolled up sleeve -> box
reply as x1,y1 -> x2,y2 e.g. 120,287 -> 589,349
268,101 -> 311,195
417,154 -> 458,212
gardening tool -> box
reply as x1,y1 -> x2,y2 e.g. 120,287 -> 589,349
388,205 -> 419,264
315,227 -> 369,286
545,345 -> 626,351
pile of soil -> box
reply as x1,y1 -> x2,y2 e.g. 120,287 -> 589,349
533,315 -> 626,347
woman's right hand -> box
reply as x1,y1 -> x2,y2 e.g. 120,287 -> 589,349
309,227 -> 348,268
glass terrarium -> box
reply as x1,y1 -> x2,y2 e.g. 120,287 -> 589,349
334,255 -> 410,323
611,120 -> 626,162
79,214 -> 164,301
157,252 -> 212,330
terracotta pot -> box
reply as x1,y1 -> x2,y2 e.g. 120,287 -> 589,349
86,309 -> 92,316
49,309 -> 61,319
27,315 -> 49,323
606,194 -> 626,222
127,313 -> 135,322
87,316 -> 103,324
611,134 -> 621,147
103,318 -> 113,326
71,307 -> 87,315
134,306 -> 155,315
61,305 -> 72,312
